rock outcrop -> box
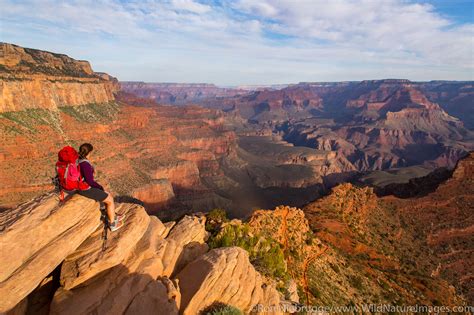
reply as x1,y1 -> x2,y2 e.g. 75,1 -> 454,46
0,43 -> 118,112
124,277 -> 181,315
59,203 -> 151,290
1,192 -> 281,314
0,193 -> 100,313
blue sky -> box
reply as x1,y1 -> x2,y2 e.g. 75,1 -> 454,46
1,0 -> 473,85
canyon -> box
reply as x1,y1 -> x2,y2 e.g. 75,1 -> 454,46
1,44 -> 472,216
1,43 -> 473,313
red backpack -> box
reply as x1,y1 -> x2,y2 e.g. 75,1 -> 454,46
55,146 -> 89,198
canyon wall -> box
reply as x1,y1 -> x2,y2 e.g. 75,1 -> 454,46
2,43 -> 472,219
120,81 -> 245,105
0,43 -> 118,112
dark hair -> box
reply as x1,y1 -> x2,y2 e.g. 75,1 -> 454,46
79,143 -> 93,159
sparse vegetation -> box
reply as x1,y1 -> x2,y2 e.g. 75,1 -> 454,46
205,208 -> 229,234
0,108 -> 62,133
58,101 -> 120,122
208,223 -> 288,284
201,302 -> 243,315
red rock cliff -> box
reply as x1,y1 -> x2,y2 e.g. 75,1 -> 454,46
0,43 -> 118,112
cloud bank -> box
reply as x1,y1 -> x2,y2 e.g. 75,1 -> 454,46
1,0 -> 472,85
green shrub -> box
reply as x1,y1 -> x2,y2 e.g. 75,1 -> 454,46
349,275 -> 364,291
208,224 -> 288,284
201,302 -> 243,315
205,208 -> 229,233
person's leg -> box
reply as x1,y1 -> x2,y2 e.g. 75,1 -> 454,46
103,193 -> 116,223
77,188 -> 123,231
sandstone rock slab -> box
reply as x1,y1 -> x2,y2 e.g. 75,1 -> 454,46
0,193 -> 100,313
167,215 -> 209,275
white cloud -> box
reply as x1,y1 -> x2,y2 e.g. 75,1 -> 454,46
171,0 -> 211,14
0,0 -> 472,84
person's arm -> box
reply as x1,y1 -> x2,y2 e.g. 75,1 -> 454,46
80,162 -> 104,190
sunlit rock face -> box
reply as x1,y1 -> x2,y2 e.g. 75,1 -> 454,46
0,43 -> 118,112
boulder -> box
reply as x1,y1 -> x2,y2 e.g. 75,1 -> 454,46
176,247 -> 282,315
166,215 -> 209,275
167,215 -> 208,247
0,193 -> 101,313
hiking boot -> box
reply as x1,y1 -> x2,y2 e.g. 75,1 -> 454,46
116,213 -> 125,222
109,216 -> 124,232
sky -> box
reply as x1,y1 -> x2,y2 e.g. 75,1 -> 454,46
1,0 -> 473,85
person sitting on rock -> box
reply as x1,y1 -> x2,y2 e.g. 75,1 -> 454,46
78,143 -> 124,231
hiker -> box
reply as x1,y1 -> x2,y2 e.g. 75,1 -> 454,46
77,143 -> 124,231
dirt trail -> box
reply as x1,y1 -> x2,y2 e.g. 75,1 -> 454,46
302,246 -> 328,303
276,206 -> 329,303
278,206 -> 290,258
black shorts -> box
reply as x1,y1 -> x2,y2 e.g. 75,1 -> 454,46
77,188 -> 108,202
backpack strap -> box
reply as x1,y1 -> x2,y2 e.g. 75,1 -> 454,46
64,164 -> 69,180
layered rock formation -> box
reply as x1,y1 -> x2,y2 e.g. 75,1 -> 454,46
0,44 -> 239,214
0,43 -> 118,112
419,81 -> 474,130
120,82 -> 245,105
0,193 -> 281,314
0,98 -> 236,216
273,82 -> 473,170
